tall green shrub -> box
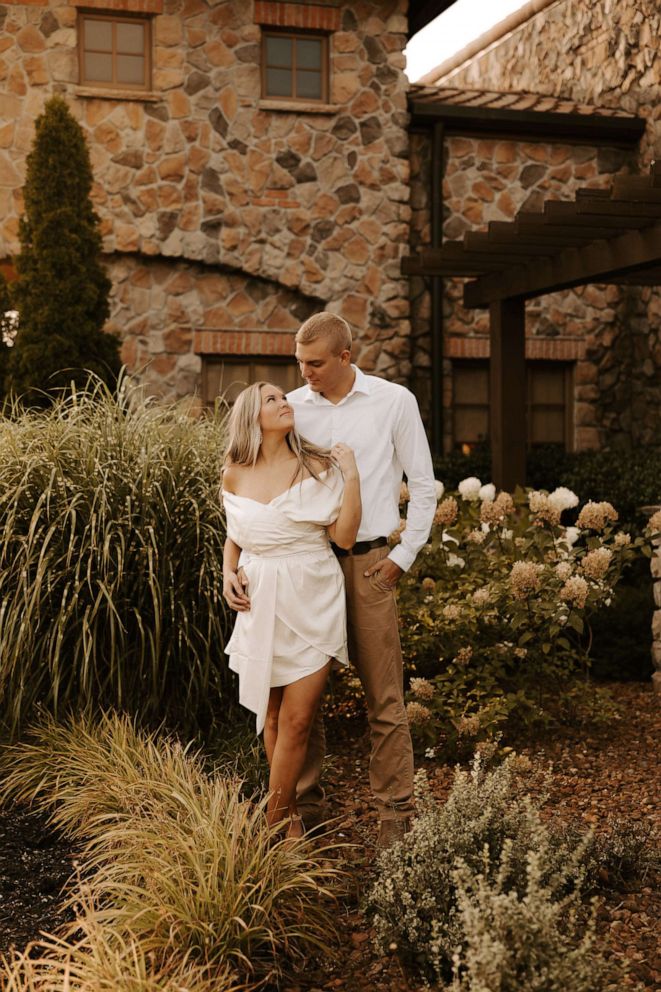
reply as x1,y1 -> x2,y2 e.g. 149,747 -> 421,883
0,378 -> 231,736
7,96 -> 119,404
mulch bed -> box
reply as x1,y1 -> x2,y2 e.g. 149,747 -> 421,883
0,682 -> 658,990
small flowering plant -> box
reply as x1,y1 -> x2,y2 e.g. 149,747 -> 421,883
395,479 -> 650,753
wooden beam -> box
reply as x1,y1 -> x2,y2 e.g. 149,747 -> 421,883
465,222 -> 661,307
490,298 -> 527,491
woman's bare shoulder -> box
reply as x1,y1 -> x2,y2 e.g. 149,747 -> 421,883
222,463 -> 246,493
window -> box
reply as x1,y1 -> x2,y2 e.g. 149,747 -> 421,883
262,31 -> 328,102
452,361 -> 574,451
79,13 -> 151,90
201,358 -> 300,408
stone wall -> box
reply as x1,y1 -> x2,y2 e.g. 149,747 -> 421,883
420,0 -> 661,451
0,0 -> 411,401
409,129 -> 647,452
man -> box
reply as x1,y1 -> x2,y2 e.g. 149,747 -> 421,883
288,311 -> 436,848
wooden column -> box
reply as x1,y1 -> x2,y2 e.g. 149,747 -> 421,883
489,297 -> 526,491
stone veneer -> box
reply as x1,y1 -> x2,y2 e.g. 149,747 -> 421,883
0,0 -> 411,401
409,130 -> 656,452
420,0 -> 661,453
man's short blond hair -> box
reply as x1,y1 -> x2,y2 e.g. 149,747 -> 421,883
296,312 -> 352,355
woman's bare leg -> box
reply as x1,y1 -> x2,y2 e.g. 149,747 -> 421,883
264,687 -> 283,767
266,662 -> 332,836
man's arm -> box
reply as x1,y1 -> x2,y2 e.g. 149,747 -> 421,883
388,388 -> 437,573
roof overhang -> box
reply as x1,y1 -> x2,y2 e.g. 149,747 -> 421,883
408,90 -> 646,146
403,164 -> 661,307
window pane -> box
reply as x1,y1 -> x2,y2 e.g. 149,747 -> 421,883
296,69 -> 322,99
84,52 -> 113,82
454,366 -> 489,405
530,367 -> 565,404
265,35 -> 292,67
84,19 -> 112,52
252,363 -> 300,394
296,37 -> 322,69
117,53 -> 145,85
530,408 -> 565,444
203,360 -> 299,407
265,67 -> 293,97
116,21 -> 144,55
454,407 -> 489,444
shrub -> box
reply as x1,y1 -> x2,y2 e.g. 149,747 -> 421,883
0,713 -> 343,990
449,850 -> 608,992
367,756 -> 616,989
396,481 -> 650,754
434,444 -> 661,528
0,377 -> 231,737
8,96 -> 119,403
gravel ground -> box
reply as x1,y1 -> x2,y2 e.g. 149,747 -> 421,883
285,681 -> 660,991
0,682 -> 657,989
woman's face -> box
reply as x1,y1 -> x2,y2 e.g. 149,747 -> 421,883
259,384 -> 294,433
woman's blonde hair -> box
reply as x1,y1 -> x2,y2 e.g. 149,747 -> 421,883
223,381 -> 333,484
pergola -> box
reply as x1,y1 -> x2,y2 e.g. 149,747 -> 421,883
403,162 -> 661,490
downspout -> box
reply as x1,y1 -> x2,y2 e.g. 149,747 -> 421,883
430,121 -> 444,456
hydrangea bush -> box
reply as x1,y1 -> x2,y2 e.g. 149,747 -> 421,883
395,480 -> 656,755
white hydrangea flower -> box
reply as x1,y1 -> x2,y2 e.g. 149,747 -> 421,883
435,480 -> 445,500
479,483 -> 496,502
548,487 -> 579,512
501,528 -> 513,540
563,526 -> 580,546
458,476 -> 482,501
447,553 -> 465,568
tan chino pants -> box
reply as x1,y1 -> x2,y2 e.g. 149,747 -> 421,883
297,545 -> 414,820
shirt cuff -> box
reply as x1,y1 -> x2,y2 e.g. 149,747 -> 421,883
388,544 -> 415,573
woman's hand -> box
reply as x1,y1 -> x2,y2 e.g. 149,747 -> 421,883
223,569 -> 250,611
331,443 -> 358,480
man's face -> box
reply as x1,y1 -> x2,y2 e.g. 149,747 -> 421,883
295,338 -> 351,394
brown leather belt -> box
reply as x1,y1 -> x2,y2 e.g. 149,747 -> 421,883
331,536 -> 388,558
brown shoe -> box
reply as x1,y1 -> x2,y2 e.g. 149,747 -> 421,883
377,817 -> 411,850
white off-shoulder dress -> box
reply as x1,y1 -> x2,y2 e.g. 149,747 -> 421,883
222,467 -> 349,734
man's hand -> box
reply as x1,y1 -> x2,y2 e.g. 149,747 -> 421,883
363,557 -> 403,592
223,567 -> 250,611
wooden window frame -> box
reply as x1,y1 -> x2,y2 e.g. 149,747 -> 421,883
201,356 -> 300,409
78,11 -> 152,91
527,360 -> 575,452
452,359 -> 575,452
261,29 -> 329,104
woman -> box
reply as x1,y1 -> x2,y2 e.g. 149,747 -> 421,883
222,382 -> 361,838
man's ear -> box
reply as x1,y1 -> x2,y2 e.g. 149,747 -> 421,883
340,349 -> 352,366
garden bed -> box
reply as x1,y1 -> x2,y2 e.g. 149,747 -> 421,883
0,683 -> 657,990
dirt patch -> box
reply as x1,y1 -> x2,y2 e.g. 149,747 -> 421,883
0,807 -> 74,954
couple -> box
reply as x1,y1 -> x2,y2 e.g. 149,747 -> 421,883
222,312 -> 436,845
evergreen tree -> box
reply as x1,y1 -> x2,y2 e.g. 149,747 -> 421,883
7,96 -> 120,404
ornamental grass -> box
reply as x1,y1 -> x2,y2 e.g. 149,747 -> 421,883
0,376 -> 231,736
0,713 -> 344,990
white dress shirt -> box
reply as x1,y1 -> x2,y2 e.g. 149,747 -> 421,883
288,366 -> 436,572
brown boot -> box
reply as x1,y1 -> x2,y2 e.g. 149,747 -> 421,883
377,817 -> 411,850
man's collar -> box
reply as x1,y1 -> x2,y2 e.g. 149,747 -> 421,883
302,365 -> 370,404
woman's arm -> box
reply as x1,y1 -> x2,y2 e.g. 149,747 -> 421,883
223,536 -> 250,611
327,444 -> 361,550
